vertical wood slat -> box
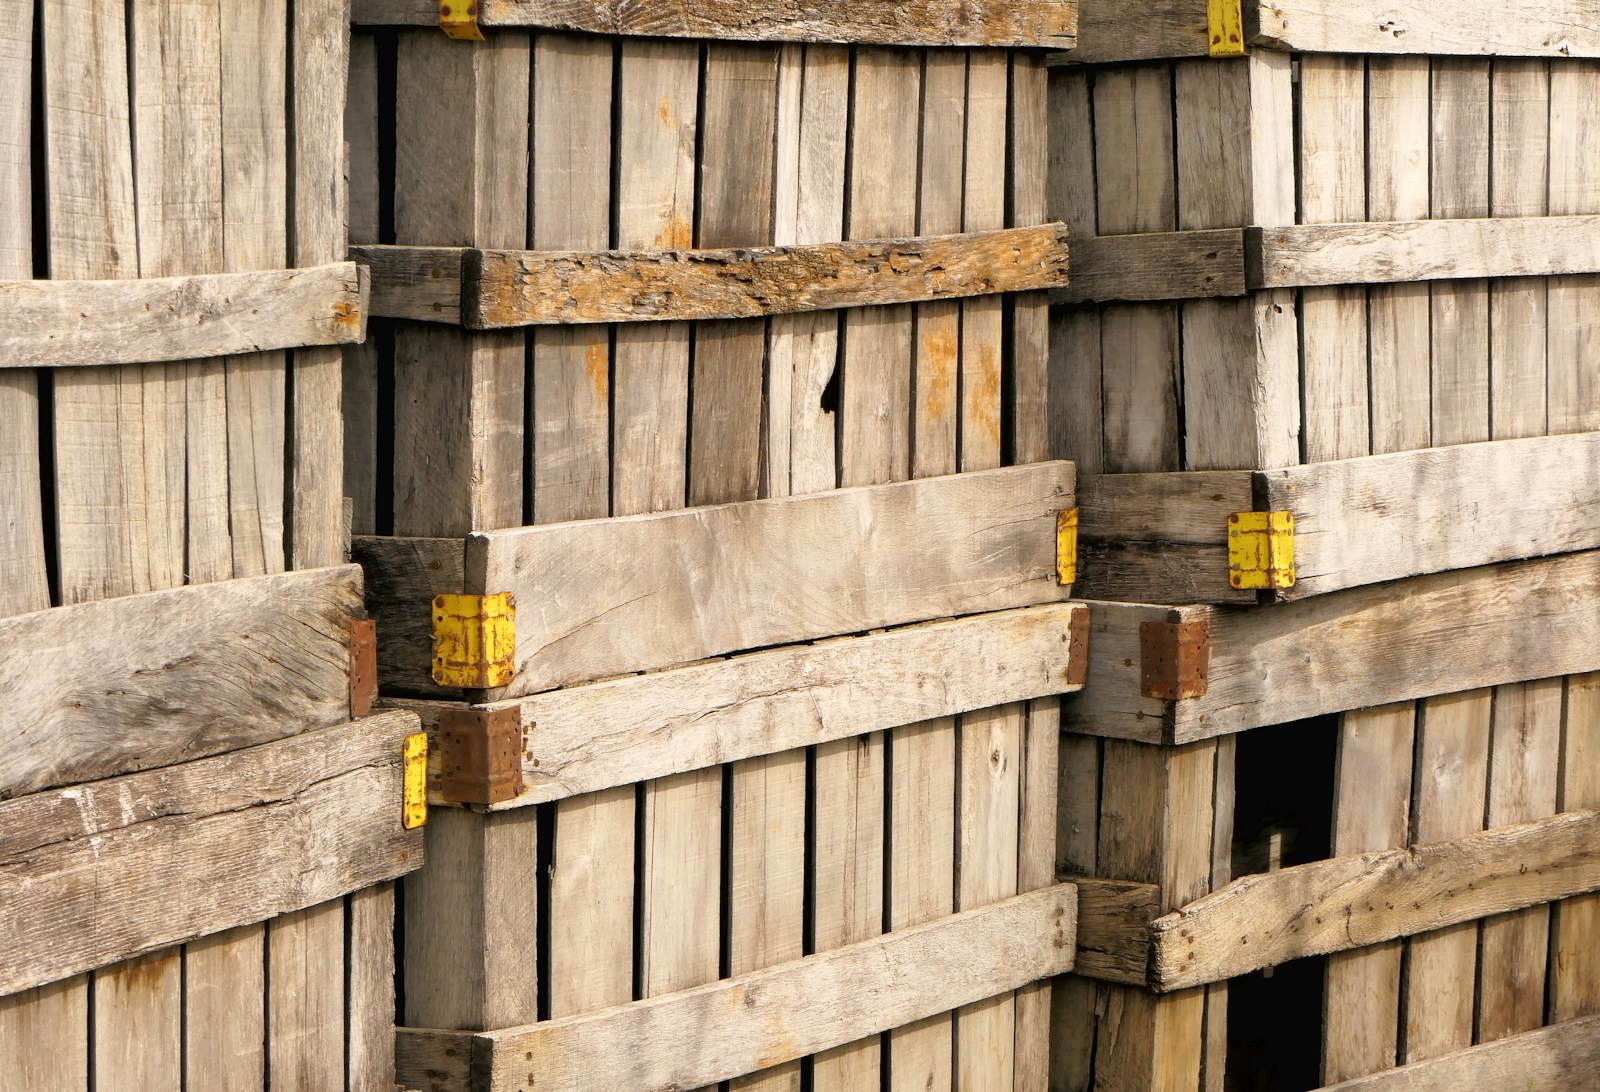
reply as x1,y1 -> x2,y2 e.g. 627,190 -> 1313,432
343,30 -> 380,538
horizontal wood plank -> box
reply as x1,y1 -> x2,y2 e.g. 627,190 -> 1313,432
1048,0 -> 1208,63
1074,470 -> 1256,605
1267,432 -> 1600,599
0,566 -> 364,799
1249,216 -> 1600,288
0,709 -> 423,996
350,0 -> 1078,46
358,225 -> 1070,328
351,537 -> 465,700
1065,551 -> 1600,743
471,463 -> 1076,698
1071,877 -> 1161,986
1052,230 -> 1246,305
1254,1 -> 1600,57
0,261 -> 366,367
396,884 -> 1077,1092
1314,1013 -> 1600,1092
411,604 -> 1088,808
1152,807 -> 1600,991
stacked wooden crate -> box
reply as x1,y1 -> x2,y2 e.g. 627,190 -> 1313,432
1047,2 -> 1600,1089
0,2 -> 423,1089
344,2 -> 1097,1089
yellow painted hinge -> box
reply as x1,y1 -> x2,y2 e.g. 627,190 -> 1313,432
402,732 -> 429,830
1208,0 -> 1246,56
1057,508 -> 1079,586
432,592 -> 516,688
439,0 -> 484,40
1228,511 -> 1296,590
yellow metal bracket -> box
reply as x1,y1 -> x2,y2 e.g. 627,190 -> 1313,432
1208,0 -> 1246,56
439,0 -> 484,40
432,592 -> 516,688
1228,511 -> 1296,590
1057,508 -> 1079,586
402,732 -> 429,830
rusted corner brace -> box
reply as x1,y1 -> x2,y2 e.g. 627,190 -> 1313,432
436,706 -> 524,806
1139,618 -> 1210,700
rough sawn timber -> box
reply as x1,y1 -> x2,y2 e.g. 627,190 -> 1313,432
1313,1013 -> 1600,1091
429,603 -> 1088,808
0,565 -> 363,799
1064,550 -> 1600,743
1049,0 -> 1208,62
1052,229 -> 1246,304
394,884 -> 1077,1092
357,224 -> 1069,328
1249,215 -> 1600,289
1254,1 -> 1600,57
469,462 -> 1075,698
0,709 -> 422,997
0,262 -> 365,368
349,0 -> 1078,47
1150,806 -> 1600,991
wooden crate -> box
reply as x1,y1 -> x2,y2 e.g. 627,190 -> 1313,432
0,1 -> 423,1088
343,4 -> 1094,1088
1044,2 -> 1600,1087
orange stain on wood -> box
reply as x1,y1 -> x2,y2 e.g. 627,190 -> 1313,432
585,338 -> 610,400
968,346 -> 1002,446
657,214 -> 694,250
919,323 -> 959,421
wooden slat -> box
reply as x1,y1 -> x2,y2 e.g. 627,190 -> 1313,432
1050,0 -> 1207,63
1051,229 -> 1245,305
1150,807 -> 1600,992
0,564 -> 362,800
1068,878 -> 1161,986
0,709 -> 421,997
350,0 -> 1078,46
1249,215 -> 1600,289
1065,551 -> 1600,744
465,462 -> 1074,698
0,264 -> 365,367
1316,1014 -> 1600,1092
395,885 -> 1078,1092
1255,0 -> 1600,57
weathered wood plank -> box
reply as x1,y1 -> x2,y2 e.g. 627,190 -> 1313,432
0,709 -> 421,997
1255,0 -> 1600,57
1249,215 -> 1600,289
467,463 -> 1074,698
0,565 -> 362,799
0,263 -> 365,367
1068,878 -> 1161,986
1065,551 -> 1600,744
351,536 -> 463,698
1150,807 -> 1600,992
1051,229 -> 1245,305
1050,0 -> 1207,63
395,885 -> 1077,1092
350,0 -> 1078,46
1316,1014 -> 1600,1092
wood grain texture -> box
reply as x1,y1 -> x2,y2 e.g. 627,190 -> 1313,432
1315,1013 -> 1600,1092
470,463 -> 1074,698
351,535 -> 463,698
0,564 -> 361,799
1553,673 -> 1600,1020
1150,805 -> 1600,991
1065,552 -> 1600,744
1249,215 -> 1600,289
1255,0 -> 1600,56
0,264 -> 366,366
0,709 -> 422,996
1054,0 -> 1206,62
351,0 -> 1078,46
1051,229 -> 1244,305
397,886 -> 1077,1092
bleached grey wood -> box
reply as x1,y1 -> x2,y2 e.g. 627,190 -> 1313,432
350,0 -> 1078,47
1052,229 -> 1246,305
1151,807 -> 1600,991
1064,551 -> 1600,745
1254,1 -> 1600,57
1266,432 -> 1600,600
429,604 -> 1087,809
469,463 -> 1075,698
1249,216 -> 1600,289
1073,470 -> 1255,605
395,885 -> 1078,1092
1314,1013 -> 1600,1092
0,262 -> 365,368
1049,0 -> 1207,63
0,709 -> 422,997
0,565 -> 362,799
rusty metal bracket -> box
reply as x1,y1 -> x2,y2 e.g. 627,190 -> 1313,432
349,618 -> 378,718
439,0 -> 484,39
432,592 -> 516,689
1065,607 -> 1092,688
1057,508 -> 1079,586
436,707 -> 524,805
402,733 -> 430,830
1140,619 -> 1210,700
1228,510 -> 1296,591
